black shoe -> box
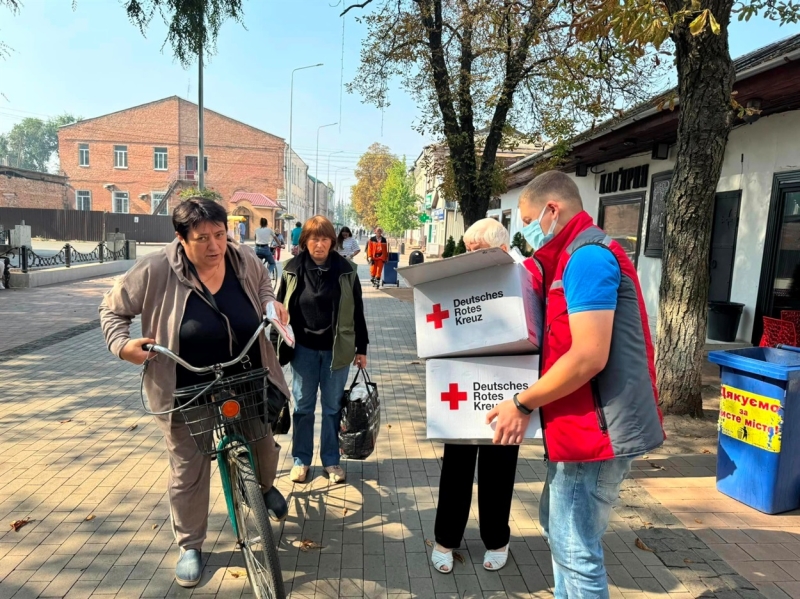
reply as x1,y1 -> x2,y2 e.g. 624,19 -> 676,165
263,487 -> 288,522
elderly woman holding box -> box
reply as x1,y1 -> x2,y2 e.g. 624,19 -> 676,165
432,218 -> 520,574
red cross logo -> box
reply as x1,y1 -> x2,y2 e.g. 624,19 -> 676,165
441,383 -> 468,410
426,303 -> 450,329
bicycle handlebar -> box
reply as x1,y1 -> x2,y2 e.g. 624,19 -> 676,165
143,316 -> 278,373
137,315 -> 292,417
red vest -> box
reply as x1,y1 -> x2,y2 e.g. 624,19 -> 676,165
533,212 -> 664,462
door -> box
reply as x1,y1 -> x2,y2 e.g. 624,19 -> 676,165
185,156 -> 198,180
708,191 -> 741,302
754,172 -> 800,344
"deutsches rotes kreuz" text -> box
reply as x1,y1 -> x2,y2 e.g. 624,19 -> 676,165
453,291 -> 504,326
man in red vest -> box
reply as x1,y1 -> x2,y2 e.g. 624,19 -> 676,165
487,170 -> 664,598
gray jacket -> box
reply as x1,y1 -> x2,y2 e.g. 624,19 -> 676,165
99,238 -> 290,422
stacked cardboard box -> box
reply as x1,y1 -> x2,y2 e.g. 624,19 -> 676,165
398,248 -> 544,444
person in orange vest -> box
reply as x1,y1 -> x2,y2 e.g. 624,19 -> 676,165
367,227 -> 389,288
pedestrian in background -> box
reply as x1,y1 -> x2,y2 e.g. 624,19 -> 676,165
276,216 -> 369,485
99,198 -> 291,588
488,171 -> 664,599
432,218 -> 517,575
273,231 -> 284,261
238,220 -> 246,244
254,218 -> 277,279
290,221 -> 302,256
336,226 -> 361,261
367,227 -> 388,288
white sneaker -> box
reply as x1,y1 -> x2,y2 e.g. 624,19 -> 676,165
290,464 -> 309,483
324,465 -> 346,484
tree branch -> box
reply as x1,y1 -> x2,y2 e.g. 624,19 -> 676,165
340,0 -> 375,16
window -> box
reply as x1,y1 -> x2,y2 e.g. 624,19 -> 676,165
203,156 -> 208,172
151,191 -> 168,216
113,191 -> 129,213
114,145 -> 128,168
76,190 -> 91,210
78,144 -> 89,167
154,147 -> 168,170
598,193 -> 645,268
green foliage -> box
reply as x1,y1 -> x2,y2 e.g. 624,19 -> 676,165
442,236 -> 456,259
511,232 -> 532,258
0,114 -> 80,173
122,0 -> 245,67
455,237 -> 467,256
376,159 -> 419,236
179,187 -> 223,203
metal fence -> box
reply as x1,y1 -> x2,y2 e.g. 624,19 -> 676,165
3,242 -> 129,274
0,208 -> 174,243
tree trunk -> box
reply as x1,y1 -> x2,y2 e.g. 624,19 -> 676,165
656,1 -> 735,416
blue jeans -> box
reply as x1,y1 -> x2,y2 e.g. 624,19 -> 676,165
291,344 -> 351,468
255,245 -> 276,277
539,457 -> 634,599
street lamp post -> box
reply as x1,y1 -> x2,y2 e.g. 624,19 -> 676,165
287,63 -> 323,230
314,123 -> 337,215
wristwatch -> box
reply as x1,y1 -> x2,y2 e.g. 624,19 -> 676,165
513,393 -> 533,415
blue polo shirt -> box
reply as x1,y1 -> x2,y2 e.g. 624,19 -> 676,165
563,246 -> 621,314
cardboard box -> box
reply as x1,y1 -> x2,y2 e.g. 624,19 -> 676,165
398,248 -> 543,359
426,355 -> 542,444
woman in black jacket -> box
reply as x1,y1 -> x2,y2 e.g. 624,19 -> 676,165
276,216 -> 369,484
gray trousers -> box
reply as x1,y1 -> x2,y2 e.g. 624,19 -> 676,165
156,417 -> 281,551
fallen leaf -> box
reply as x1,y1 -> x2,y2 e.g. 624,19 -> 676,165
453,552 -> 465,564
85,515 -> 96,521
648,461 -> 666,471
642,455 -> 649,460
387,425 -> 392,429
151,524 -> 159,530
635,538 -> 655,553
128,424 -> 138,431
343,508 -> 348,515
694,518 -> 703,524
229,570 -> 247,578
684,558 -> 695,564
425,539 -> 434,547
10,518 -> 32,532
299,539 -> 323,552
60,419 -> 72,424
702,449 -> 711,454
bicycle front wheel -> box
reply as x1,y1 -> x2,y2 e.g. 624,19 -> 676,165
229,452 -> 285,599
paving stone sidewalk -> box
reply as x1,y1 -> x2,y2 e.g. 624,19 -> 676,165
0,265 -> 771,598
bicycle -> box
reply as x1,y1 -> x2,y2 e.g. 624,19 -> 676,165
140,317 -> 288,599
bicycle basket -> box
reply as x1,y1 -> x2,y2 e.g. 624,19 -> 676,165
173,368 -> 272,456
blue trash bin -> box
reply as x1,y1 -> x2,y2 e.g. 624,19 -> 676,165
382,254 -> 400,287
708,345 -> 800,513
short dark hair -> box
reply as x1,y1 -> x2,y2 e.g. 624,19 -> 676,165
172,197 -> 228,239
260,217 -> 268,227
295,222 -> 302,227
521,170 -> 583,209
299,216 -> 337,251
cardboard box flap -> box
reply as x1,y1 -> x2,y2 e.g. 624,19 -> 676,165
398,247 -> 514,287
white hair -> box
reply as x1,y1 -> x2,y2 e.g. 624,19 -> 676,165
463,218 -> 510,249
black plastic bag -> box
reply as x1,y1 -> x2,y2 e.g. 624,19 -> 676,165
339,368 -> 380,460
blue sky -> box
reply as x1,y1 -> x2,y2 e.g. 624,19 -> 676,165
1,0 -> 799,199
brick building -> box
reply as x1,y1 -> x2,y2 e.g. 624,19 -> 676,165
0,166 -> 69,210
58,96 -> 300,237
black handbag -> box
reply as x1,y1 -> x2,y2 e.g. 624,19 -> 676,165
339,368 -> 380,460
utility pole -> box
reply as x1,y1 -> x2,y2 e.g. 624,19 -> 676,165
287,64 -> 323,227
197,8 -> 205,191
314,122 -> 337,215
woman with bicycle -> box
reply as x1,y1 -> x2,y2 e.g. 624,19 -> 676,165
99,198 -> 292,589
276,216 -> 369,485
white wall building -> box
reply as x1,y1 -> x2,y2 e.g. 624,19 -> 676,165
496,34 -> 800,345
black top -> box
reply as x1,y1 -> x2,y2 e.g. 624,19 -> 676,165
176,257 -> 263,389
293,252 -> 337,350
278,250 -> 369,355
